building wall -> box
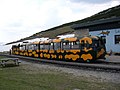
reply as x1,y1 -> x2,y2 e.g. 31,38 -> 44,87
89,28 -> 120,52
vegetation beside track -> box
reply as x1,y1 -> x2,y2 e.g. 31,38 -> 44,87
0,56 -> 120,90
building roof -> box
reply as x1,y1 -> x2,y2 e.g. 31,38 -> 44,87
72,17 -> 120,31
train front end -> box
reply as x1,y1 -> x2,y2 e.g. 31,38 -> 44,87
79,36 -> 106,62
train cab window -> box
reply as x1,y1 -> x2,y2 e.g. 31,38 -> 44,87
101,36 -> 106,44
81,40 -> 85,49
92,39 -> 102,50
93,40 -> 99,47
86,41 -> 91,49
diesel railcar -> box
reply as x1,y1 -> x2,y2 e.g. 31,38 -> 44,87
11,36 -> 106,62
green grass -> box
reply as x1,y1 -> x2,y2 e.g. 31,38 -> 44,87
0,56 -> 120,90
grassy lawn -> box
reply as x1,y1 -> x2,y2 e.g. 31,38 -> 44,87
0,56 -> 120,90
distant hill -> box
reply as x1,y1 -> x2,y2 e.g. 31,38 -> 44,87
6,5 -> 120,45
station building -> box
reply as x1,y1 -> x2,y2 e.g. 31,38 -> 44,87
72,17 -> 120,53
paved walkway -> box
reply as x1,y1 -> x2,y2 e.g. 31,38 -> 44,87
105,55 -> 120,63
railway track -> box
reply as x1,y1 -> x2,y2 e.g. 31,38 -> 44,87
0,54 -> 120,72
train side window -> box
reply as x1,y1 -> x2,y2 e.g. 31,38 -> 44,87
71,41 -> 80,49
34,44 -> 39,50
54,42 -> 61,50
50,43 -> 54,50
63,42 -> 70,50
44,43 -> 50,50
40,44 -> 44,50
28,44 -> 34,50
20,45 -> 26,50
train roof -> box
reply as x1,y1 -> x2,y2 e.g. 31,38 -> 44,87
52,39 -> 61,43
64,37 -> 78,42
37,36 -> 99,44
15,36 -> 100,45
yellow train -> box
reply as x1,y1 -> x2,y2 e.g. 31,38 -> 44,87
11,36 -> 106,62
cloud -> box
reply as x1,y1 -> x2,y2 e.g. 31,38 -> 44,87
110,0 -> 120,7
69,0 -> 112,4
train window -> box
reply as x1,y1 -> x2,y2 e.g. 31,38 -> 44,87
50,43 -> 54,50
81,40 -> 85,50
54,42 -> 61,50
28,44 -> 34,50
63,42 -> 70,50
34,44 -> 39,50
93,40 -> 99,47
92,39 -> 102,50
40,44 -> 44,50
44,43 -> 50,50
86,41 -> 90,49
20,45 -> 26,50
71,41 -> 80,49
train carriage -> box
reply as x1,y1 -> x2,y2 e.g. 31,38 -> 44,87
11,36 -> 106,62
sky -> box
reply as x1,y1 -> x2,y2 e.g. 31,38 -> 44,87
0,0 -> 120,51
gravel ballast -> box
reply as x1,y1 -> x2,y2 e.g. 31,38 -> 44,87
21,60 -> 120,84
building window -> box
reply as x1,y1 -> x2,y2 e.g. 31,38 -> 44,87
115,35 -> 120,44
101,36 -> 106,44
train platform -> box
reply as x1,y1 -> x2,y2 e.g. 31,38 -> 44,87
99,55 -> 120,63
